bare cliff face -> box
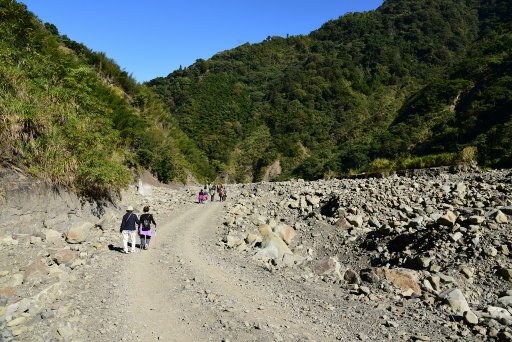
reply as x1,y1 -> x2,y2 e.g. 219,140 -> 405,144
0,168 -> 105,236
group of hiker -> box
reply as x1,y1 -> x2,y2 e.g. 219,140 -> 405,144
118,183 -> 228,253
119,205 -> 156,253
198,184 -> 227,203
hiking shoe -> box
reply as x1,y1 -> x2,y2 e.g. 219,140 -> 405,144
144,245 -> 148,250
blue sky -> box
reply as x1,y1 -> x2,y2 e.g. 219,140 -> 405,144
19,0 -> 383,82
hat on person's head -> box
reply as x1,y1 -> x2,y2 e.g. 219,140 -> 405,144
127,206 -> 134,211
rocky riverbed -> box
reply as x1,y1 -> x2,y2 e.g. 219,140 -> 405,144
222,167 -> 512,341
1,166 -> 511,341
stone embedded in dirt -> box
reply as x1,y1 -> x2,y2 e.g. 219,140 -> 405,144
70,258 -> 85,269
439,288 -> 470,315
368,217 -> 382,228
313,257 -> 342,280
436,272 -> 457,285
41,228 -> 63,244
497,296 -> 512,308
460,266 -> 473,278
279,253 -> 307,268
12,325 -> 29,337
346,215 -> 363,227
33,282 -> 66,303
408,217 -> 423,228
259,224 -> 272,237
7,316 -> 27,327
463,310 -> 478,325
486,306 -> 512,323
497,267 -> 512,281
225,235 -> 244,248
65,221 -> 94,244
502,244 -> 510,256
495,210 -> 509,224
13,233 -> 31,246
245,233 -> 258,244
23,259 -> 51,284
485,246 -> 498,257
7,273 -> 23,287
359,286 -> 371,295
273,224 -> 296,245
254,234 -> 292,261
467,216 -> 485,224
17,298 -> 35,313
334,217 -> 352,229
344,269 -> 361,285
500,206 -> 512,215
306,195 -> 321,206
425,275 -> 441,291
360,269 -> 379,283
52,249 -> 78,266
449,232 -> 463,242
437,211 -> 457,227
414,256 -> 432,269
374,268 -> 421,295
30,235 -> 42,244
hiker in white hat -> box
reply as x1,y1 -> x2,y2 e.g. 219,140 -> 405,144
119,205 -> 139,253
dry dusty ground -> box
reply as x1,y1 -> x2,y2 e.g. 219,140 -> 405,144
73,197 -> 463,342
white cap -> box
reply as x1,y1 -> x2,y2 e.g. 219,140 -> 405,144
127,206 -> 134,211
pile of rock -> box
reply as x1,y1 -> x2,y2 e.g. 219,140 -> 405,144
0,198 -> 125,341
221,168 -> 512,340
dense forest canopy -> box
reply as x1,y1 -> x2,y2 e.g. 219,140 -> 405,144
148,0 -> 511,182
0,0 -> 510,196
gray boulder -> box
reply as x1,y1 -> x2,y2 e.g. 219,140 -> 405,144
437,210 -> 457,227
65,221 -> 94,244
439,288 -> 470,315
346,215 -> 363,228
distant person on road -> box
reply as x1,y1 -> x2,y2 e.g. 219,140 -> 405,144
139,206 -> 156,250
222,186 -> 227,201
119,206 -> 139,253
198,189 -> 207,204
209,184 -> 216,202
217,184 -> 223,201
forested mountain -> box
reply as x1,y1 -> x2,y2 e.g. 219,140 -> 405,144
0,0 -> 214,198
148,0 -> 512,182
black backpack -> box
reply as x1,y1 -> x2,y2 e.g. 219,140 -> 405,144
141,214 -> 152,230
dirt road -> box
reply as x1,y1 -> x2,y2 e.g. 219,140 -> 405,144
23,188 -> 469,342
73,192 -> 463,342
121,202 -> 318,341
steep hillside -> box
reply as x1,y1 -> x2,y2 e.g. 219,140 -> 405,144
148,0 -> 511,182
0,0 -> 214,198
